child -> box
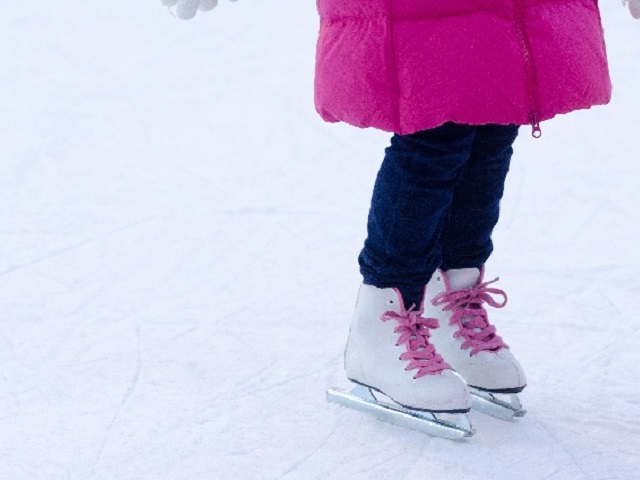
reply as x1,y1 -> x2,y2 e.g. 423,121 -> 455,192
316,0 -> 615,422
165,0 -> 636,432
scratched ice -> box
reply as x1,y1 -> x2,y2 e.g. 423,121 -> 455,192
0,2 -> 638,479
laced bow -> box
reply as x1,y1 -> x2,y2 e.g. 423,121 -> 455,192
431,277 -> 509,356
380,307 -> 451,378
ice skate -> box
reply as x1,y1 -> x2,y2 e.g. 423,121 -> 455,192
327,284 -> 474,439
423,268 -> 527,420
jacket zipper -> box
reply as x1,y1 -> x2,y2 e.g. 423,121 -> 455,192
514,0 -> 542,138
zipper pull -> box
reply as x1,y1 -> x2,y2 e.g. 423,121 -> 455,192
529,112 -> 542,138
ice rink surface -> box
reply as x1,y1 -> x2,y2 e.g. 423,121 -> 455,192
1,2 -> 639,479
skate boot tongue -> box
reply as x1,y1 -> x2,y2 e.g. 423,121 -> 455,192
380,306 -> 451,378
433,273 -> 508,356
445,268 -> 481,292
445,268 -> 484,329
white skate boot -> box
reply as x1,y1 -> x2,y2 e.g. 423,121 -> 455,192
327,284 -> 474,439
423,267 -> 527,419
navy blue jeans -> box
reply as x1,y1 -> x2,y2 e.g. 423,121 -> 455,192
359,122 -> 519,307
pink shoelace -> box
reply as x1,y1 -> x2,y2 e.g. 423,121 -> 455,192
380,307 -> 451,378
431,278 -> 509,356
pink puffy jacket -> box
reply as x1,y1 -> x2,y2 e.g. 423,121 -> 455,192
314,0 -> 612,135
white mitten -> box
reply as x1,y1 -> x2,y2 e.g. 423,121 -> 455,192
627,0 -> 640,19
160,0 -> 238,20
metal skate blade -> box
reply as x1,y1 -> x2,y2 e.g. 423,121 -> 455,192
327,385 -> 474,440
470,388 -> 526,420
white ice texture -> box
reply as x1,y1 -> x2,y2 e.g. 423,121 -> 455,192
0,2 -> 639,480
